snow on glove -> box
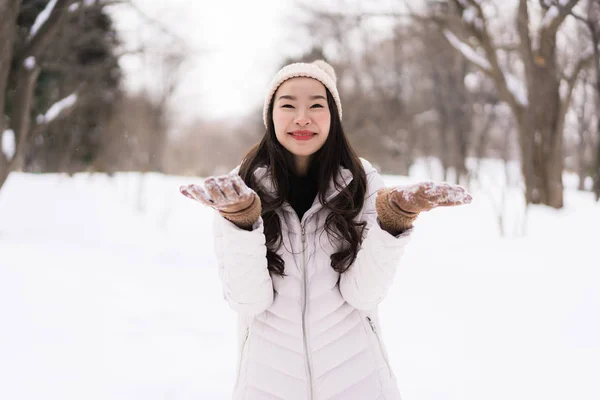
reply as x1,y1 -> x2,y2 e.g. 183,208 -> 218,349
179,173 -> 261,230
376,181 -> 472,234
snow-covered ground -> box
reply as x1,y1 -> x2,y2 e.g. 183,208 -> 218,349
0,161 -> 599,400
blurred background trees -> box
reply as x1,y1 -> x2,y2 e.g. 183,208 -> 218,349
17,0 -> 122,174
1,0 -> 599,208
287,0 -> 599,208
0,0 -> 184,185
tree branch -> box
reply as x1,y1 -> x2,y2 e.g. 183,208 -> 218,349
20,0 -> 72,62
69,0 -> 127,12
544,0 -> 580,35
517,0 -> 535,68
40,46 -> 143,75
442,29 -> 492,72
9,65 -> 41,170
495,42 -> 520,52
408,1 -> 525,113
448,0 -> 487,38
557,50 -> 595,138
294,3 -> 413,23
30,90 -> 81,139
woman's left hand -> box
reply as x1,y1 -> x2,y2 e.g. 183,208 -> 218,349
388,181 -> 472,215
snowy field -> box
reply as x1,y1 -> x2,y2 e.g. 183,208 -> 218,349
0,160 -> 599,400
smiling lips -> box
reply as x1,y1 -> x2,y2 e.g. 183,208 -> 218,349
289,130 -> 316,141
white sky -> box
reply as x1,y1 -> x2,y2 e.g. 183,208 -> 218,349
108,0 -> 406,125
109,0 -> 302,123
103,0 -> 586,127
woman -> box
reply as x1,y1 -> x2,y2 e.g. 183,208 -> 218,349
180,60 -> 471,400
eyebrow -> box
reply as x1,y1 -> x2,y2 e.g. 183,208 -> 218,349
277,95 -> 327,101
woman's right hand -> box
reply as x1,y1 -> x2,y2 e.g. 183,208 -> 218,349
179,173 -> 258,214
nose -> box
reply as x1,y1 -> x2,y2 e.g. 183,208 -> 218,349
294,110 -> 311,127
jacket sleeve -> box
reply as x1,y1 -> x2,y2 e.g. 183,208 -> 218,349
213,211 -> 274,316
339,170 -> 411,310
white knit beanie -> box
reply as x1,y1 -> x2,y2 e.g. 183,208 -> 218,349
262,60 -> 342,127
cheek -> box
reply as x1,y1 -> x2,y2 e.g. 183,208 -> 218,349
316,113 -> 331,134
272,111 -> 289,135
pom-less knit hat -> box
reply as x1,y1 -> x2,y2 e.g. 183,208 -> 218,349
262,60 -> 342,127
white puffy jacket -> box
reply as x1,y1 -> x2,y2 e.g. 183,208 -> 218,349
213,158 -> 411,400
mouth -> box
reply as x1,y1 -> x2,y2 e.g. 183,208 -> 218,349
288,130 -> 316,141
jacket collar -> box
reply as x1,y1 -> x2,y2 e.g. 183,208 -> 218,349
254,165 -> 354,203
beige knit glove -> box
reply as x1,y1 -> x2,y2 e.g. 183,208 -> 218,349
376,181 -> 472,235
180,173 -> 261,230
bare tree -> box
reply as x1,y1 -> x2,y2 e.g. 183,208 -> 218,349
571,69 -> 594,190
415,10 -> 474,184
291,5 -> 420,174
1,0 -> 73,190
582,0 -> 600,200
0,0 -> 128,191
566,0 -> 600,199
413,0 -> 594,208
21,1 -> 123,174
290,0 -> 598,204
0,1 -> 20,179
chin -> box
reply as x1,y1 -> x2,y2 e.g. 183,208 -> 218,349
290,148 -> 319,157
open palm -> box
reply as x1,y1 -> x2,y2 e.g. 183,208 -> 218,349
179,173 -> 256,213
389,181 -> 472,214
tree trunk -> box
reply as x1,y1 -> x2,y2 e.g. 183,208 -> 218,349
594,95 -> 600,199
595,135 -> 600,200
520,115 -> 565,207
578,147 -> 588,191
431,67 -> 453,182
516,111 -> 564,208
576,72 -> 589,191
520,28 -> 564,208
10,66 -> 41,172
590,12 -> 600,201
1,0 -> 69,191
0,0 -> 22,190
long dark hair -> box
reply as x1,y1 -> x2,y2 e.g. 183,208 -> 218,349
239,89 -> 367,277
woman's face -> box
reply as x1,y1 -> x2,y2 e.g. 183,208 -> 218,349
272,77 -> 331,166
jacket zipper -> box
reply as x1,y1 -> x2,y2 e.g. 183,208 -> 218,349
280,175 -> 351,398
366,316 -> 392,377
234,327 -> 250,392
301,226 -> 314,400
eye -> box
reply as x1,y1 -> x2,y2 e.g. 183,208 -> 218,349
311,104 -> 324,108
281,104 -> 294,108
